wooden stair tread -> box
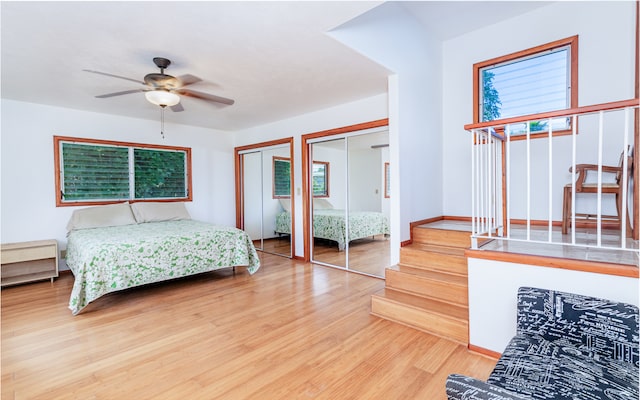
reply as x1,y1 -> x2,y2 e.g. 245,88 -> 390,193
415,225 -> 471,234
388,265 -> 467,285
372,288 -> 468,320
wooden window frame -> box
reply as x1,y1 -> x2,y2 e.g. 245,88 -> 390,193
473,35 -> 578,141
272,156 -> 291,199
312,161 -> 329,198
54,136 -> 192,207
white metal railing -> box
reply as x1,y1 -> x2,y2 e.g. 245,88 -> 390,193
467,99 -> 639,257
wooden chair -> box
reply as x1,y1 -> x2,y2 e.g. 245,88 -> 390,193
562,148 -> 633,235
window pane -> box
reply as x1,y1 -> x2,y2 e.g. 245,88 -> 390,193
273,158 -> 291,198
61,143 -> 129,201
134,148 -> 186,199
481,47 -> 569,122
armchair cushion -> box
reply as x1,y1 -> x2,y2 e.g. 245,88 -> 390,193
446,374 -> 529,400
516,287 -> 638,364
488,334 -> 638,400
446,287 -> 639,400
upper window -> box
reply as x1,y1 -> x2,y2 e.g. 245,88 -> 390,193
54,136 -> 192,206
273,156 -> 291,198
312,161 -> 329,198
474,36 -> 578,138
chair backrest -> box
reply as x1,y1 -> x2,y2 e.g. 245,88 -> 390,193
616,146 -> 634,184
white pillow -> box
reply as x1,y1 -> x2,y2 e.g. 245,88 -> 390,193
279,199 -> 291,212
130,202 -> 191,223
313,198 -> 334,209
66,203 -> 136,231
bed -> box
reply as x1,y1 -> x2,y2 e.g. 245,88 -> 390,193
275,200 -> 389,250
65,202 -> 260,315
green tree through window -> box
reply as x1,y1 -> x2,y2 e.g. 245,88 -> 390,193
273,157 -> 291,198
55,136 -> 191,205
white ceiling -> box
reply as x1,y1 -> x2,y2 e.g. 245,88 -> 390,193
0,1 -> 550,132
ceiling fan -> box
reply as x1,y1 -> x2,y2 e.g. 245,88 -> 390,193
84,57 -> 234,112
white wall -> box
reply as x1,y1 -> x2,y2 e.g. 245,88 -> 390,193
1,99 -> 236,269
442,1 -> 637,219
468,257 -> 640,353
328,1 -> 443,263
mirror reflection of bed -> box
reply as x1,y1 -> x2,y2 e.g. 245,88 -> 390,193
308,130 -> 391,278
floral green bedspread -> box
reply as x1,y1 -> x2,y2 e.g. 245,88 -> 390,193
276,209 -> 389,250
66,220 -> 260,315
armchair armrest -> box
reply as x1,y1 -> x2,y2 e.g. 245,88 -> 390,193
569,164 -> 622,174
446,374 -> 530,400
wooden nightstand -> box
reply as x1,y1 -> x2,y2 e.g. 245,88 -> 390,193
1,240 -> 59,287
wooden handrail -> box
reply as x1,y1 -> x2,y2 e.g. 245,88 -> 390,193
465,98 -> 640,131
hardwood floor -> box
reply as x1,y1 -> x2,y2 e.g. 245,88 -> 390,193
312,235 -> 390,277
1,253 -> 496,399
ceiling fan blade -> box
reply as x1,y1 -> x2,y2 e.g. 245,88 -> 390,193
176,74 -> 202,87
170,103 -> 184,112
95,89 -> 143,98
177,89 -> 235,105
83,69 -> 144,85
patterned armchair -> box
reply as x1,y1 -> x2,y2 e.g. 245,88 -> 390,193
446,287 -> 639,400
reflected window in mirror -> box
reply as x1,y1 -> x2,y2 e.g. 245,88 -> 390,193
312,161 -> 329,198
273,157 -> 291,198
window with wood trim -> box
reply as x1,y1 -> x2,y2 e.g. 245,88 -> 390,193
273,156 -> 291,198
54,136 -> 192,206
474,36 -> 578,139
312,161 -> 329,198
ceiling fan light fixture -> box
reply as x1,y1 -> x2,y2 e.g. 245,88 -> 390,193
145,89 -> 180,107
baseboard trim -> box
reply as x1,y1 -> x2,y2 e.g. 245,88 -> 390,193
468,344 -> 501,360
402,216 -> 445,247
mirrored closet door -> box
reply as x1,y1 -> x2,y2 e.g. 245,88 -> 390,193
237,140 -> 293,258
308,129 -> 390,277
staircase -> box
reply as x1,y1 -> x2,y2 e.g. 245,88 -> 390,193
370,222 -> 471,344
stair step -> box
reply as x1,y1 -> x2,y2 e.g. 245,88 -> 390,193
407,243 -> 467,256
371,288 -> 468,344
385,265 -> 468,306
400,245 -> 467,276
412,227 -> 472,248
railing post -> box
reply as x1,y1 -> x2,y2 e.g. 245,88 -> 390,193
547,118 -> 553,242
526,122 -> 531,241
621,107 -> 630,247
571,114 -> 577,245
596,111 -> 604,247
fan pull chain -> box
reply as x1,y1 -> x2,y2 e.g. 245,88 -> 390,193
160,106 -> 166,139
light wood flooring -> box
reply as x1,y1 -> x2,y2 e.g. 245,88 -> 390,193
312,235 -> 390,277
2,253 -> 496,399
